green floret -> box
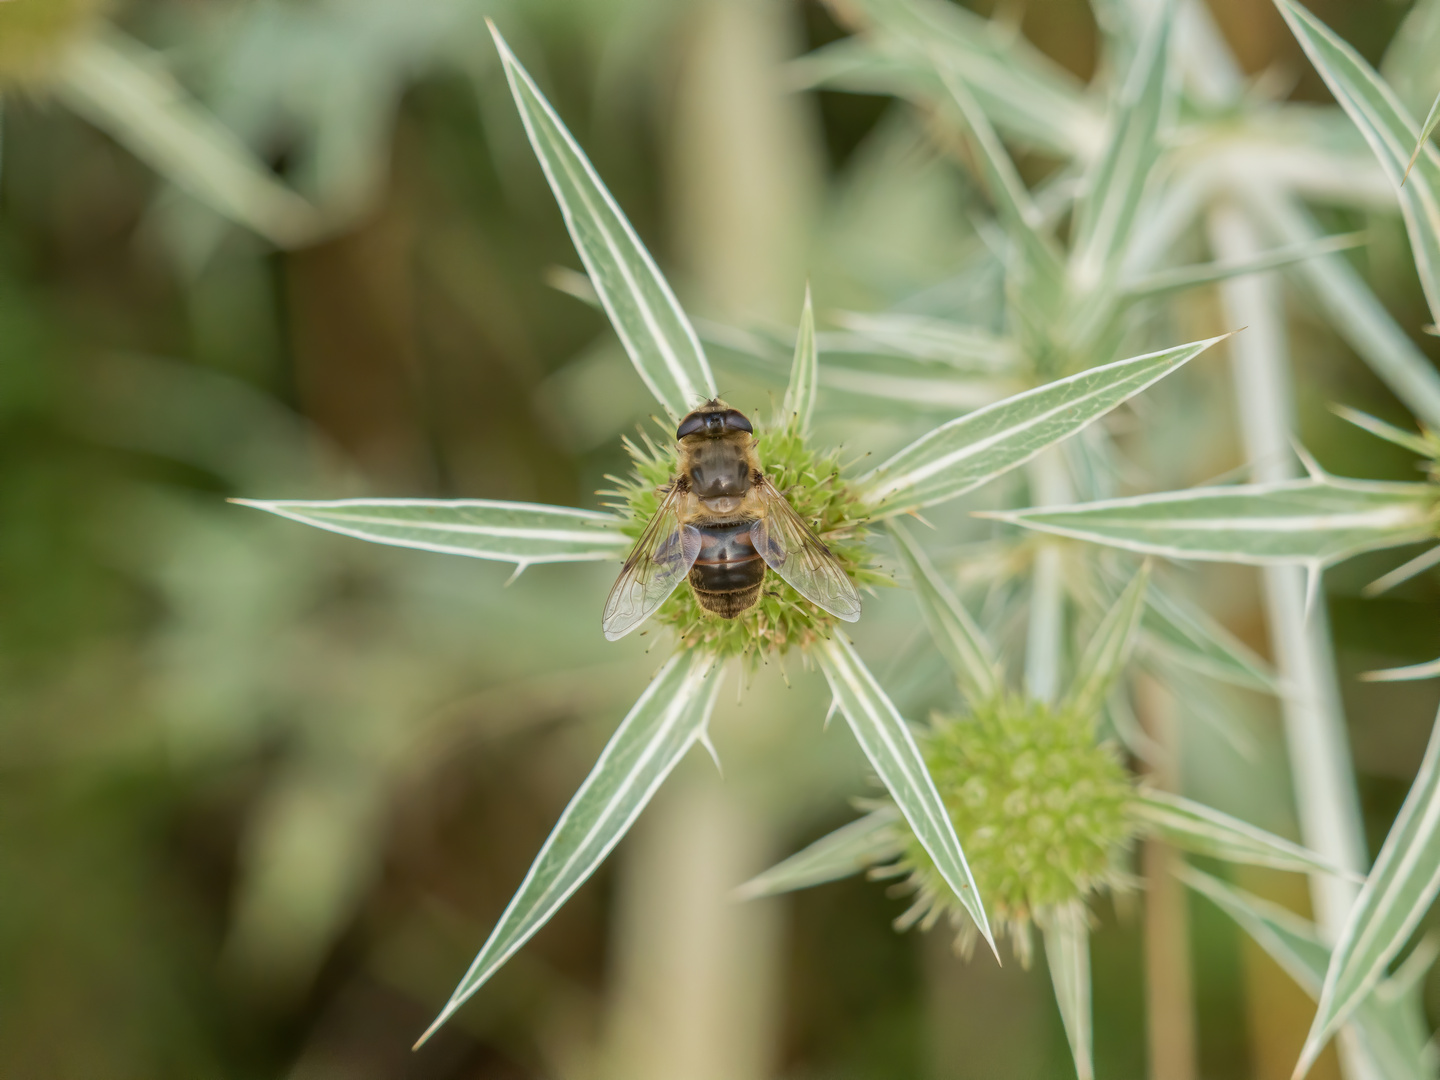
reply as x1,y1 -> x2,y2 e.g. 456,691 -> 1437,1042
601,420 -> 884,662
894,696 -> 1137,964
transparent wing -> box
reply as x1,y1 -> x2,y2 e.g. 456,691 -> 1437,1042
602,483 -> 702,641
752,477 -> 862,622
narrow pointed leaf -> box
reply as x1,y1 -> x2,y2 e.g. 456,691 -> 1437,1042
1141,585 -> 1277,691
934,67 -> 1065,296
734,807 -> 903,901
490,23 -> 715,419
417,650 -> 723,1045
1276,0 -> 1440,329
1365,544 -> 1440,597
1181,867 -> 1435,1080
1062,562 -> 1149,719
860,336 -> 1226,516
1180,865 -> 1329,989
1250,189 -> 1440,434
1405,90 -> 1440,183
1069,4 -> 1172,294
783,287 -> 819,436
821,0 -> 1100,157
1297,702 -> 1440,1077
1043,904 -> 1094,1080
1125,233 -> 1367,301
815,635 -> 995,955
888,519 -> 1004,703
55,26 -> 319,248
834,312 -> 1019,373
988,476 -> 1438,567
1135,790 -> 1359,879
1332,405 -> 1439,459
1362,956 -> 1440,1080
1362,656 -> 1440,682
233,498 -> 630,565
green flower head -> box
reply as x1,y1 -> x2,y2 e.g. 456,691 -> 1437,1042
601,418 -> 884,663
894,696 -> 1137,964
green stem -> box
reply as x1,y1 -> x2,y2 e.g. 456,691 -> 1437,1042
1208,203 -> 1376,1080
1025,448 -> 1072,703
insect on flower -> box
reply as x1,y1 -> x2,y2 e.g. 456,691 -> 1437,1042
230,21 -> 1229,1048
603,399 -> 861,639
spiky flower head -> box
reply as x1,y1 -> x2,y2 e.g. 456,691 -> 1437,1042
0,0 -> 107,89
892,695 -> 1137,965
601,418 -> 882,663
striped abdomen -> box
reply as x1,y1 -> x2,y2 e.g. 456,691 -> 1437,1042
688,520 -> 765,618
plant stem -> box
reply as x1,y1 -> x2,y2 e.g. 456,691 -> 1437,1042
1207,203 -> 1374,1080
1137,675 -> 1197,1080
1025,449 -> 1072,703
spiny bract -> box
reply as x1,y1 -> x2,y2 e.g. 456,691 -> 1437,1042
894,695 -> 1137,965
601,419 -> 883,662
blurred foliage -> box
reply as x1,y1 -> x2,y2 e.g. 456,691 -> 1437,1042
1,0 -> 1439,1077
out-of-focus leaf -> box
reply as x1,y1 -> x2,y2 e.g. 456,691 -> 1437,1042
783,286 -> 819,436
416,650 -> 723,1045
233,499 -> 629,566
54,26 -> 319,247
1276,0 -> 1440,332
815,357 -> 1013,414
1135,791 -> 1358,879
1365,544 -> 1440,597
1062,562 -> 1149,720
1246,188 -> 1440,434
1124,233 -> 1366,300
1405,90 -> 1440,181
988,477 -> 1439,569
711,338 -> 1013,416
818,0 -> 1101,158
1181,867 -> 1437,1080
860,336 -> 1226,515
935,67 -> 1064,297
815,635 -> 995,955
834,312 -> 1019,373
1362,656 -> 1440,682
223,762 -> 381,997
490,23 -> 716,420
1089,0 -> 1140,77
1141,585 -> 1277,692
1068,4 -> 1171,297
1296,702 -> 1440,1078
1042,903 -> 1094,1080
1332,405 -> 1440,459
733,807 -> 903,901
888,519 -> 1003,703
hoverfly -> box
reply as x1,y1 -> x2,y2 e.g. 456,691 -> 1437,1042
602,399 -> 862,640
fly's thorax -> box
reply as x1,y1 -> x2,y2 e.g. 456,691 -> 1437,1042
677,432 -> 761,501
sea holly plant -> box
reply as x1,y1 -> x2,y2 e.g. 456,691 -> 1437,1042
1181,867 -> 1438,1080
232,24 -> 1227,1045
986,428 -> 1440,620
973,6 -> 1440,1076
738,531 -> 1357,1080
661,0 -> 1293,767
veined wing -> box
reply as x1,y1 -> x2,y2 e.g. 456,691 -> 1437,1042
602,482 -> 702,641
751,476 -> 862,623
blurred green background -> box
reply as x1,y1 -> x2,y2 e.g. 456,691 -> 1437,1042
2,0 -> 1438,1077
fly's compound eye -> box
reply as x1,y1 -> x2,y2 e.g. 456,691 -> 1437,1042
676,408 -> 753,439
722,410 -> 753,434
